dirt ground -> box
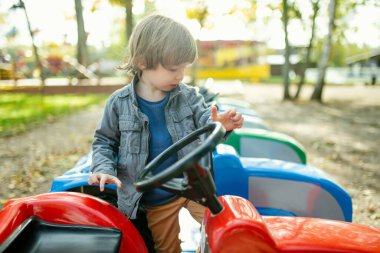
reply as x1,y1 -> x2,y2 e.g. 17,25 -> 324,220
0,83 -> 379,229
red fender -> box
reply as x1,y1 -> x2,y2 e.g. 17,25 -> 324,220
204,195 -> 380,253
0,192 -> 147,253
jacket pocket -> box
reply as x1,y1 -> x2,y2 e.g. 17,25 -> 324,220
119,120 -> 141,154
172,106 -> 196,137
173,106 -> 193,122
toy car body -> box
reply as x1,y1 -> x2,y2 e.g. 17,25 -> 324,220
216,98 -> 271,130
1,192 -> 379,253
214,97 -> 307,164
50,143 -> 350,222
0,122 -> 379,253
223,128 -> 307,164
182,87 -> 307,163
213,144 -> 350,221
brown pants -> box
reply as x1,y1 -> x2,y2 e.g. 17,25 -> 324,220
144,197 -> 205,253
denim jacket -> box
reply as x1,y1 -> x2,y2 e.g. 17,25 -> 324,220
91,77 -> 211,219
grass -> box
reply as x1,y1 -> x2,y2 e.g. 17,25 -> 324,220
260,76 -> 304,84
0,93 -> 107,137
260,76 -> 284,84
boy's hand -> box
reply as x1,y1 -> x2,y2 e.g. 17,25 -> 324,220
211,105 -> 243,131
88,173 -> 122,192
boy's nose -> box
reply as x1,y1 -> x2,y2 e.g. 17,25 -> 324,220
176,72 -> 184,81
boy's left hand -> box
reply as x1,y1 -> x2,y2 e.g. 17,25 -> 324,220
211,105 -> 243,131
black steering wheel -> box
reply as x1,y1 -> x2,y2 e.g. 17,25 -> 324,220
134,122 -> 225,214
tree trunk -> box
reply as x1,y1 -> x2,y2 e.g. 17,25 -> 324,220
125,0 -> 133,41
282,0 -> 292,100
75,0 -> 88,70
20,0 -> 45,86
311,0 -> 337,101
295,0 -> 319,99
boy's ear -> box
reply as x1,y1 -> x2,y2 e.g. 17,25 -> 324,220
137,60 -> 146,70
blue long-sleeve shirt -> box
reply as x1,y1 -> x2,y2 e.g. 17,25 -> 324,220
137,94 -> 177,206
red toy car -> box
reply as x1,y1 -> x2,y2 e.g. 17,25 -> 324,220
0,123 -> 379,253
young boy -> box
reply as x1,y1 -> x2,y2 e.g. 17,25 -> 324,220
88,14 -> 243,253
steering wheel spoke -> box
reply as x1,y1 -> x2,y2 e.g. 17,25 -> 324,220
161,177 -> 188,193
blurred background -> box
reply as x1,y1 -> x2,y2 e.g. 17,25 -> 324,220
0,0 -> 379,97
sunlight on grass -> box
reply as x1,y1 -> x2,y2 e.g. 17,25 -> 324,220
0,94 -> 107,137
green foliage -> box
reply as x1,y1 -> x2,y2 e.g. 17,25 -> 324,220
261,75 -> 283,84
185,0 -> 209,28
288,1 -> 302,20
312,38 -> 374,67
0,93 -> 107,137
261,75 -> 303,85
108,0 -> 125,7
0,12 -> 6,25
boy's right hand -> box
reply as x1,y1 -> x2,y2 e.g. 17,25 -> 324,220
88,173 -> 122,192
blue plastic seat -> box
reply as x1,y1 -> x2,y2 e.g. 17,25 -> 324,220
213,144 -> 352,221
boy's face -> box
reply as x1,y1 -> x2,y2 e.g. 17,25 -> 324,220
140,63 -> 190,92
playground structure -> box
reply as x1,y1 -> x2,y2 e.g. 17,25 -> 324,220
0,54 -> 100,85
189,40 -> 270,82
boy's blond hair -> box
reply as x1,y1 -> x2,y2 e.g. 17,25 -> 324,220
120,14 -> 197,77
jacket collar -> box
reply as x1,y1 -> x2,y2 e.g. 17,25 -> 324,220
130,75 -> 139,107
126,75 -> 183,105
